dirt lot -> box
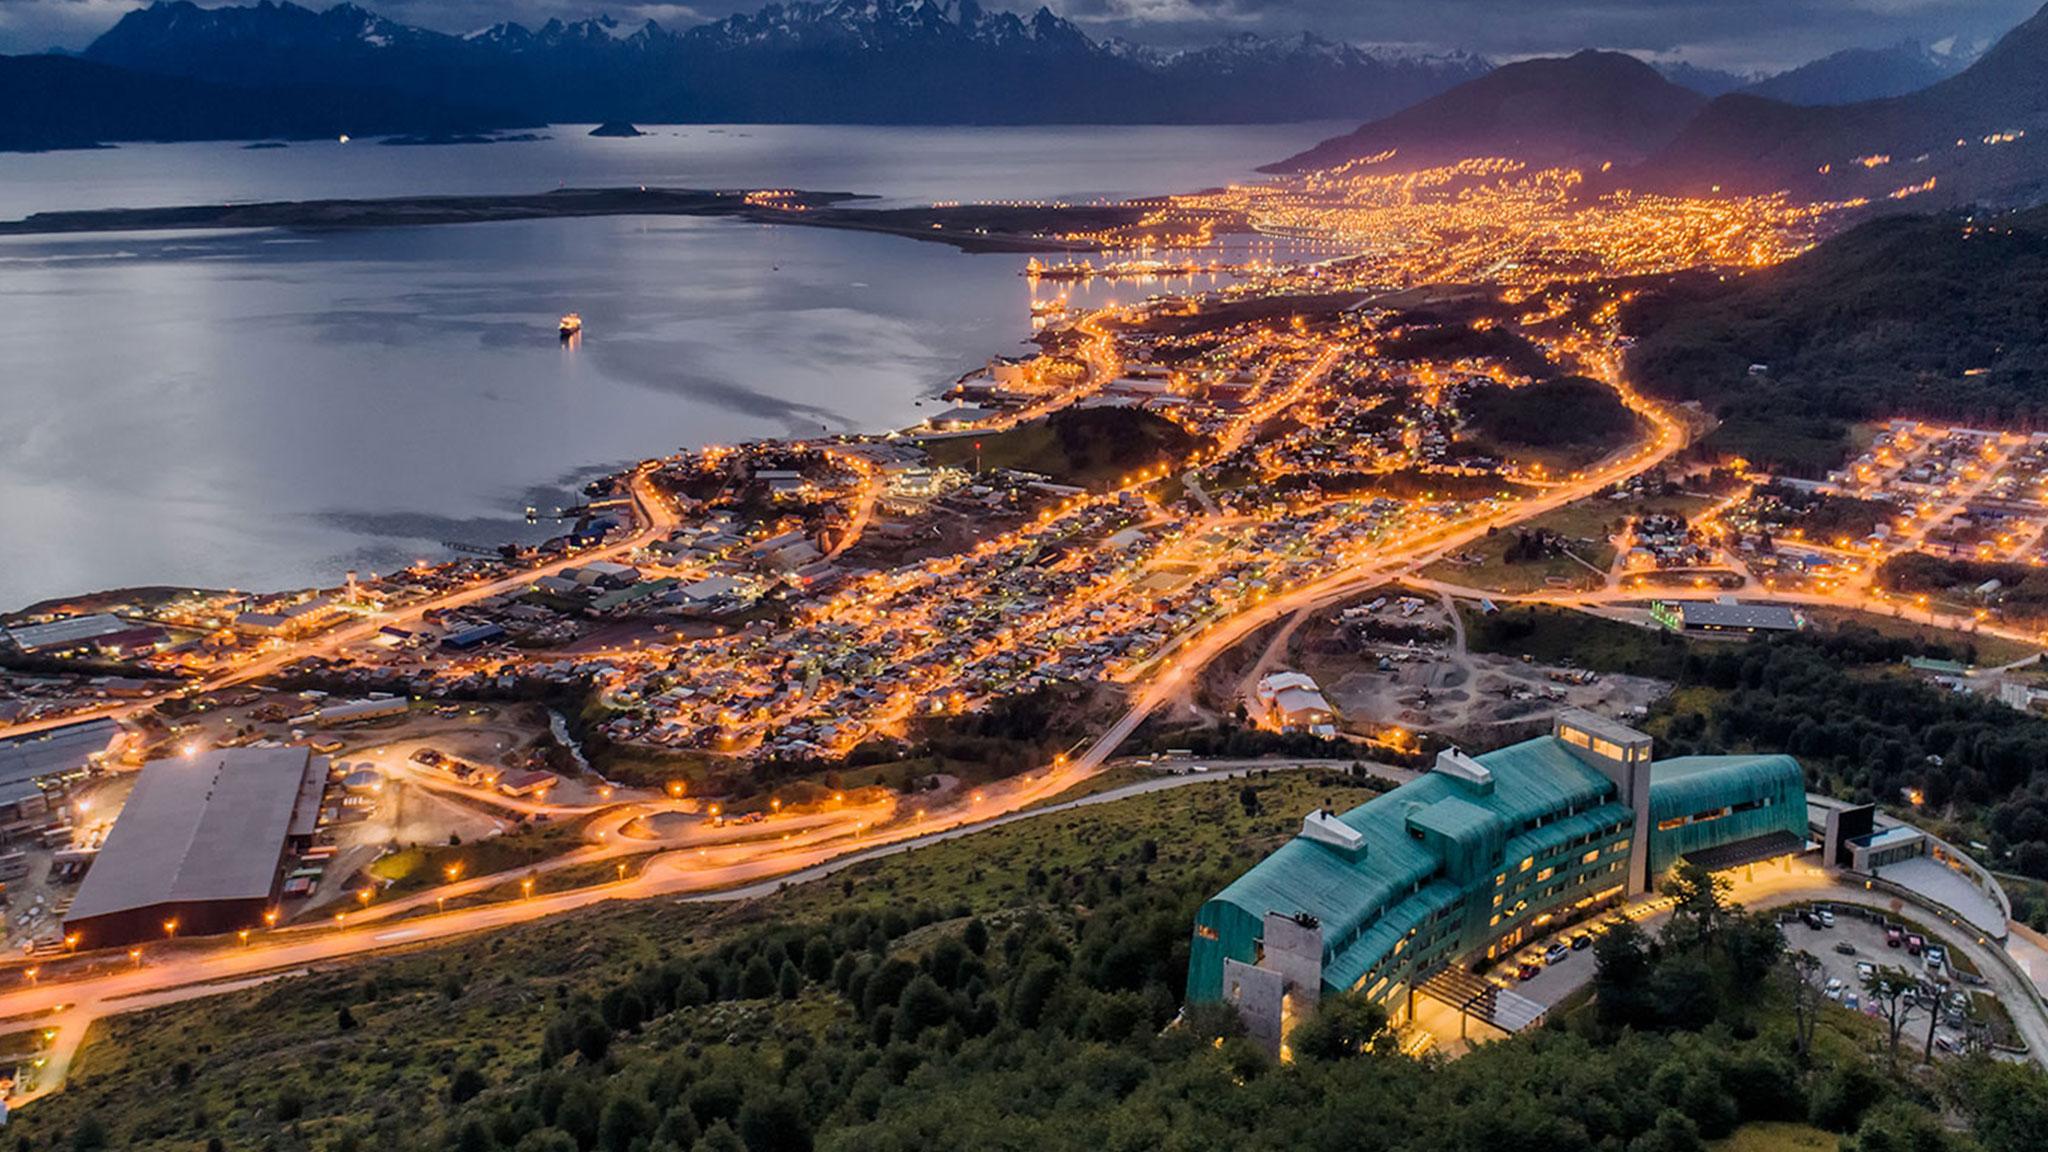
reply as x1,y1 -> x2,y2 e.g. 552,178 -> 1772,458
1286,589 -> 1670,741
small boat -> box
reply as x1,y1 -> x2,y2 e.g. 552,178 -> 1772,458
558,313 -> 583,340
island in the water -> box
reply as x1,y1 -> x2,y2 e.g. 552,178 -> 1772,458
588,121 -> 644,137
0,186 -> 1166,253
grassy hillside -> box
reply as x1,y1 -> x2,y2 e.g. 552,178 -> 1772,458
1626,205 -> 2048,473
19,761 -> 2045,1152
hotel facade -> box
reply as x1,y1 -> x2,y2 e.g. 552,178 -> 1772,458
1187,711 -> 1806,1049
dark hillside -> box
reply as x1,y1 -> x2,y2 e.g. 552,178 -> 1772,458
1626,205 -> 2048,471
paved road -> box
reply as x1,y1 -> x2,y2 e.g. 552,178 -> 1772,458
1442,860 -> 2048,1069
0,354 -> 1685,1104
0,753 -> 1385,1106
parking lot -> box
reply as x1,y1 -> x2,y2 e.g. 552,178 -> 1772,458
1784,905 -> 1996,1053
1406,882 -> 2019,1062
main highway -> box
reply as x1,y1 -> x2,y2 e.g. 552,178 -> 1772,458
0,756 -> 1369,1105
0,335 -> 1690,1107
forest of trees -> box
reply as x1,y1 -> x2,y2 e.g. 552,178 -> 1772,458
1877,553 -> 2048,619
1379,322 -> 1558,379
39,837 -> 2044,1152
25,632 -> 2048,1151
1646,627 -> 2048,882
1626,206 -> 2048,474
1459,375 -> 1643,458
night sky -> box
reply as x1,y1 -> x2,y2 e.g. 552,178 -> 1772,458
1,0 -> 2040,71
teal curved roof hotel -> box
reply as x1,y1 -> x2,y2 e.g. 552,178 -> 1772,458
1187,712 -> 1806,1049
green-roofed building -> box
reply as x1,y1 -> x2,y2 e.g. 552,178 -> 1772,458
1188,711 -> 1805,1052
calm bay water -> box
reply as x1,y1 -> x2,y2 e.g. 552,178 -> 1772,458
0,123 -> 1337,610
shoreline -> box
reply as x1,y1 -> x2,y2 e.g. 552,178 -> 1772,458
0,185 -> 1152,254
0,185 -> 1167,612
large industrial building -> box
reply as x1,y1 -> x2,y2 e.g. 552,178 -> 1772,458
1187,711 -> 1806,1051
63,747 -> 326,949
0,717 -> 121,829
3,614 -> 168,659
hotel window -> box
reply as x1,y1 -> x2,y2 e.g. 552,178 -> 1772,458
1581,849 -> 1599,865
1492,892 -> 1503,908
1656,816 -> 1686,831
1536,867 -> 1555,882
1195,925 -> 1219,941
1518,856 -> 1533,873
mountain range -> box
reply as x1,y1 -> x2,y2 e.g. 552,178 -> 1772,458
67,0 -> 1489,130
1638,3 -> 2048,205
1266,51 -> 1706,174
0,50 -> 519,151
9,0 -> 2029,184
1269,3 -> 2048,209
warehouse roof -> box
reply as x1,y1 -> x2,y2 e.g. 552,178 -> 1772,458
4,614 -> 133,652
1672,601 -> 1804,631
0,718 -> 120,807
66,747 -> 320,923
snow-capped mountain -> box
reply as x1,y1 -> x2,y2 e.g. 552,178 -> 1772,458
80,0 -> 1493,126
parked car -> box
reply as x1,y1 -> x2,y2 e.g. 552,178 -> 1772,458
1818,908 -> 1836,928
1856,961 -> 1876,982
1544,942 -> 1571,965
1825,978 -> 1845,1000
1886,925 -> 1904,948
1833,941 -> 1857,956
1571,932 -> 1594,951
1924,945 -> 1947,971
1906,934 -> 1925,956
1844,993 -> 1860,1011
1517,962 -> 1542,981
